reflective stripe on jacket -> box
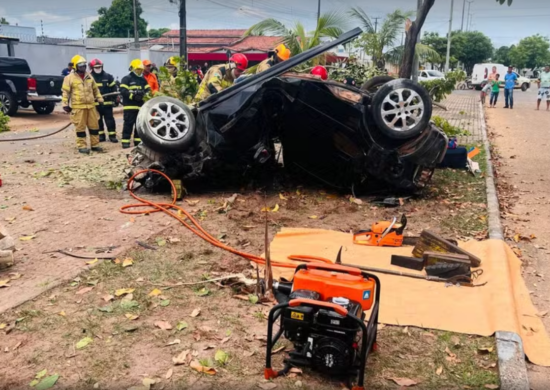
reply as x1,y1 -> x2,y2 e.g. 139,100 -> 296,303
120,72 -> 151,110
62,72 -> 103,109
195,64 -> 235,101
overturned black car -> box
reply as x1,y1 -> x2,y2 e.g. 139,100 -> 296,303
129,28 -> 447,193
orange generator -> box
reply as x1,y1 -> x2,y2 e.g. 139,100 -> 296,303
266,261 -> 381,390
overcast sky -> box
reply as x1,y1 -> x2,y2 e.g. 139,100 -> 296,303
2,0 -> 549,48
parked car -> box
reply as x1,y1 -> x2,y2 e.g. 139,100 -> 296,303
471,63 -> 531,91
418,70 -> 445,82
0,57 -> 64,116
128,28 -> 448,193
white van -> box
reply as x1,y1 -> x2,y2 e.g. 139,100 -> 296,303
471,63 -> 531,91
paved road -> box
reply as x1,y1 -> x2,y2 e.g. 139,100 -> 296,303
485,87 -> 550,388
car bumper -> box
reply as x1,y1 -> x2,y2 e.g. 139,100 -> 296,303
26,93 -> 62,103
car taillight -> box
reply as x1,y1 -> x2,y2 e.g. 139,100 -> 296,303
27,78 -> 37,92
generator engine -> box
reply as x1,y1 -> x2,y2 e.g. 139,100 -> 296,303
265,263 -> 381,390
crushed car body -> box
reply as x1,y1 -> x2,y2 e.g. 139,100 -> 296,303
129,28 -> 448,192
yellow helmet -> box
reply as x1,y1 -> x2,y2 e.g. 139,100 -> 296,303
274,44 -> 291,61
165,57 -> 177,67
70,55 -> 87,67
129,59 -> 144,71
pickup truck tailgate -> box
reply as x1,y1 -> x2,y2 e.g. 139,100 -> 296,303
31,74 -> 64,96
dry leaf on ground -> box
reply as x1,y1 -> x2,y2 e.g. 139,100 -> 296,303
0,279 -> 10,288
22,205 -> 34,211
154,321 -> 172,330
436,366 -> 443,376
165,368 -> 173,379
258,383 -> 277,390
86,259 -> 98,265
115,288 -> 135,297
478,346 -> 494,354
102,294 -> 114,302
165,339 -> 181,346
190,308 -> 201,317
190,359 -> 217,375
172,350 -> 191,365
125,314 -> 139,321
122,258 -> 133,267
76,286 -> 93,295
148,288 -> 162,297
390,377 -> 418,387
484,385 -> 499,389
76,336 -> 93,349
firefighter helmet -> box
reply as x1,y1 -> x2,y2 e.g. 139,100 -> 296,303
229,53 -> 249,71
70,55 -> 87,68
274,44 -> 291,61
311,65 -> 328,80
89,58 -> 103,69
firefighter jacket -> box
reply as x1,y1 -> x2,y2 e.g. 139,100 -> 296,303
195,64 -> 235,101
62,72 -> 104,109
256,58 -> 276,73
144,72 -> 159,94
120,72 -> 151,110
90,70 -> 117,105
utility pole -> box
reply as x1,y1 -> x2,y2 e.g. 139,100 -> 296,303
460,0 -> 466,31
466,1 -> 474,31
317,0 -> 321,24
445,0 -> 454,73
412,0 -> 422,82
132,0 -> 139,49
179,0 -> 187,66
373,17 -> 380,34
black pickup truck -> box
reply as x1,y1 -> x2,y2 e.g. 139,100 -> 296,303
0,57 -> 64,116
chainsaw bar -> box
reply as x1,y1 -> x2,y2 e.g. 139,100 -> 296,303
402,237 -> 459,246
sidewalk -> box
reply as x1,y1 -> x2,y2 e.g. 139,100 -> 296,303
434,90 -> 484,144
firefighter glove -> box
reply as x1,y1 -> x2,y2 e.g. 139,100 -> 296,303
63,106 -> 72,113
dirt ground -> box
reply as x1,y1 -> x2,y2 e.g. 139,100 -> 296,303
485,88 -> 550,389
0,110 -> 499,389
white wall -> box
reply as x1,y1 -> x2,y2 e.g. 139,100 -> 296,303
10,42 -> 86,75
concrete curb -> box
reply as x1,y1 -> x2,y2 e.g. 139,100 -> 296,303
479,102 -> 530,390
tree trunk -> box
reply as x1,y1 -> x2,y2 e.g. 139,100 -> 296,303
399,0 -> 436,79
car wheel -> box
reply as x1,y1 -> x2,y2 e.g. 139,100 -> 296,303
521,83 -> 529,92
0,90 -> 18,116
32,102 -> 56,115
361,76 -> 395,93
371,79 -> 432,140
136,96 -> 196,153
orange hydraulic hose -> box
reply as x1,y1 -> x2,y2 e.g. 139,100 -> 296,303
121,169 -> 301,269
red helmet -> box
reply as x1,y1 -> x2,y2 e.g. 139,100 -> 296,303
89,58 -> 103,68
311,65 -> 328,81
229,53 -> 249,71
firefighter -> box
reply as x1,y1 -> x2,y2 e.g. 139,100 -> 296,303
256,44 -> 290,73
89,58 -> 118,143
165,57 -> 178,77
62,55 -> 104,154
143,60 -> 159,94
195,53 -> 248,101
120,59 -> 151,149
311,65 -> 328,81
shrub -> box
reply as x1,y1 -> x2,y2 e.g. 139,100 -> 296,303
432,115 -> 470,137
0,111 -> 10,133
420,70 -> 467,102
151,56 -> 199,104
328,57 -> 386,86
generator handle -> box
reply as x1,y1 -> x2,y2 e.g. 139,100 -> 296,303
265,302 -> 290,380
289,298 -> 348,317
294,262 -> 362,276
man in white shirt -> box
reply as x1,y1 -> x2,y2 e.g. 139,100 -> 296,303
537,65 -> 550,111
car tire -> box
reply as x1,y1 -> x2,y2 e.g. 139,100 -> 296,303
32,102 -> 56,115
136,96 -> 196,153
0,90 -> 18,116
361,76 -> 395,93
521,83 -> 529,92
370,79 -> 432,140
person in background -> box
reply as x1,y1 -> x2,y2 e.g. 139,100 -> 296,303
89,58 -> 118,143
536,65 -> 550,111
489,73 -> 500,108
195,54 -> 248,101
62,62 -> 74,76
311,65 -> 328,80
165,57 -> 178,78
142,60 -> 159,94
504,65 -> 518,109
480,81 -> 491,105
488,66 -> 498,82
62,55 -> 104,154
255,44 -> 291,73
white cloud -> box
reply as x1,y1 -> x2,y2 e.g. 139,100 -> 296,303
168,23 -> 179,30
81,15 -> 99,27
23,11 -> 71,23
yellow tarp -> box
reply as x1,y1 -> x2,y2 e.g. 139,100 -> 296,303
268,228 -> 550,366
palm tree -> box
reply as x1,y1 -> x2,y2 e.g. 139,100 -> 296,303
244,11 -> 348,58
351,8 -> 440,70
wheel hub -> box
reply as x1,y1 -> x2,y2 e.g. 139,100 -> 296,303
381,88 -> 425,132
146,101 -> 190,141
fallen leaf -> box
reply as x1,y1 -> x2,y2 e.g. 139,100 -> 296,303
436,366 -> 443,376
115,288 -> 135,297
19,235 -> 36,241
215,350 -> 229,365
173,349 -> 191,365
308,215 -> 318,219
513,233 -> 520,243
202,345 -> 215,350
350,197 -> 363,205
221,337 -> 230,344
76,336 -> 93,349
390,377 -> 418,387
279,193 -> 288,200
86,259 -> 98,265
196,288 -> 210,297
12,341 -> 22,350
154,321 -> 172,330
165,368 -> 173,379
0,323 -> 6,329
102,294 -> 114,302
122,258 -> 133,268
22,205 -> 34,211
160,299 -> 171,307
272,204 -> 280,212
156,237 -> 167,247
478,346 -> 494,354
30,379 -> 39,387
191,308 -> 201,317
176,321 -> 189,331
165,339 -> 181,346
185,199 -> 200,206
142,378 -> 155,389
248,294 -> 259,304
0,279 -> 10,288
98,305 -> 113,313
120,300 -> 139,310
484,385 -> 498,389
258,383 -> 277,390
148,288 -> 162,297
451,335 -> 461,346
58,311 -> 66,317
76,286 -> 93,295
190,359 -> 217,375
34,374 -> 59,390
125,313 -> 139,321
243,350 -> 255,357
168,237 -> 181,244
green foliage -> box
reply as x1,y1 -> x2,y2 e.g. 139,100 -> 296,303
450,31 -> 494,74
509,35 -> 550,69
88,0 -> 148,38
0,17 -> 9,25
0,111 -> 10,132
148,28 -> 170,38
431,116 -> 471,137
419,70 -> 465,102
351,9 -> 413,70
421,32 -> 453,69
152,57 -> 198,104
495,0 -> 513,4
385,43 -> 442,67
494,46 -> 513,65
328,57 -> 386,85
